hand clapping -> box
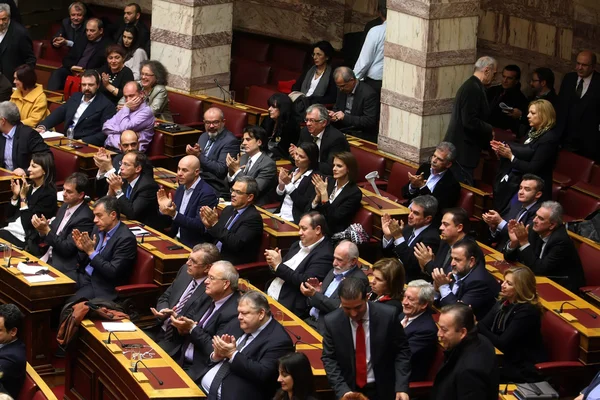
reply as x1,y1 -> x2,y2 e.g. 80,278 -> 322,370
199,206 -> 219,228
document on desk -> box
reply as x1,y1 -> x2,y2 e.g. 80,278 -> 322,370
17,262 -> 49,274
40,131 -> 64,139
102,322 -> 137,332
129,226 -> 150,237
24,275 -> 56,283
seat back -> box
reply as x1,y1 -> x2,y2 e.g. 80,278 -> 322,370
50,147 -> 78,188
352,207 -> 373,237
541,311 -> 580,362
230,59 -> 271,102
128,247 -> 155,285
269,66 -> 300,85
425,345 -> 445,381
63,75 -> 81,102
554,150 -> 594,185
220,106 -> 248,138
147,130 -> 165,159
591,164 -> 600,187
458,188 -> 475,216
579,242 -> 600,287
386,161 -> 417,200
32,40 -> 44,59
38,39 -> 68,66
233,36 -> 271,62
47,102 -> 64,133
270,44 -> 307,71
245,85 -> 277,109
350,147 -> 385,185
167,92 -> 203,126
17,374 -> 37,400
558,189 -> 600,221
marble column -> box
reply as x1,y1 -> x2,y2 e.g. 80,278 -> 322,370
378,0 -> 480,164
150,0 -> 233,97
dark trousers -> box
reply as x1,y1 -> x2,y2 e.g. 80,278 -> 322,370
47,67 -> 70,91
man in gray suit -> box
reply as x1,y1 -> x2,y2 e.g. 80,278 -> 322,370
226,126 -> 276,205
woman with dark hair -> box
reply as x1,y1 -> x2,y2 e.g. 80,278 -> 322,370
275,142 -> 319,223
0,152 -> 57,249
120,26 -> 148,80
139,59 -> 173,121
273,352 -> 317,400
368,258 -> 405,310
97,44 -> 134,104
290,41 -> 337,106
261,93 -> 300,160
10,64 -> 48,127
311,151 -> 362,234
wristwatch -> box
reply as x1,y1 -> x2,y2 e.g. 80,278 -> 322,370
115,189 -> 123,197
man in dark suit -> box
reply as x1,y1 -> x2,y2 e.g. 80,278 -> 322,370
322,277 -> 411,400
444,56 -> 496,185
300,240 -> 368,333
226,126 -> 276,206
292,104 -> 350,176
0,4 -> 35,87
431,303 -> 499,400
70,196 -> 137,301
31,173 -> 94,280
186,107 -> 240,198
113,3 -> 150,56
38,70 -> 116,146
401,141 -> 461,218
0,102 -> 50,176
576,370 -> 600,400
432,239 -> 500,321
557,50 -> 600,161
382,195 -> 441,282
199,290 -> 294,400
265,211 -> 334,318
51,2 -> 87,51
400,280 -> 438,382
529,67 -> 558,108
0,304 -> 25,399
503,200 -> 586,293
200,176 -> 264,265
0,73 -> 11,102
486,64 -> 529,133
158,155 -> 218,248
0,0 -> 19,24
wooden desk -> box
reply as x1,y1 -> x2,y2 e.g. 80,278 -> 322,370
197,95 -> 268,127
256,206 -> 299,251
0,167 -> 15,204
155,126 -> 202,158
153,167 -> 178,190
360,187 -> 410,240
64,319 -> 205,399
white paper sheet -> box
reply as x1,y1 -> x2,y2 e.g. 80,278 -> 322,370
102,322 -> 137,332
17,262 -> 48,274
24,275 -> 55,283
129,227 -> 150,237
40,132 -> 64,139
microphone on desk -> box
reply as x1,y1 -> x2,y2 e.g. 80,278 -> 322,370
103,331 -> 127,346
554,301 -> 597,319
130,359 -> 164,385
362,194 -> 382,210
282,326 -> 321,351
214,79 -> 231,103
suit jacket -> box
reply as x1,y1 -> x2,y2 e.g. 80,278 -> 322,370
260,115 -> 300,160
205,205 -> 264,265
314,179 -> 363,235
53,17 -> 87,45
0,73 -> 11,102
229,152 -> 277,206
117,173 -> 166,230
275,169 -> 318,223
322,302 -> 412,399
333,81 -> 379,134
430,334 -> 499,400
400,310 -> 438,382
171,179 -> 218,248
197,129 -> 240,197
0,123 -> 50,172
503,224 -> 586,293
385,224 -> 441,283
39,92 -> 116,146
0,20 -> 35,84
401,164 -> 461,216
95,153 -> 153,198
0,339 -> 26,399
582,370 -> 600,399
269,238 -> 334,318
62,34 -> 111,70
298,124 -> 350,176
486,84 -> 528,133
444,75 -> 493,168
489,201 -> 541,250
425,236 -> 477,279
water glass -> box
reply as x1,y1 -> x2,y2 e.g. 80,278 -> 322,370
66,127 -> 75,147
3,244 -> 11,267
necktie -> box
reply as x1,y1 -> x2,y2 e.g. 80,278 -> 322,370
198,301 -> 216,328
407,230 -> 416,246
401,316 -> 409,328
125,184 -> 132,199
516,207 -> 527,222
451,278 -> 461,295
244,158 -> 252,175
216,211 -> 240,251
312,135 -> 318,144
442,248 -> 452,271
355,320 -> 367,388
576,78 -> 584,98
164,281 -> 198,341
204,139 -> 215,156
208,334 -> 252,400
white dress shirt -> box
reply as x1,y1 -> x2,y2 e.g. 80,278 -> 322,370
72,95 -> 96,127
354,21 -> 386,80
276,169 -> 313,222
0,21 -> 9,44
41,201 -> 84,262
382,224 -> 430,248
116,175 -> 140,198
4,186 -> 41,242
306,73 -> 324,97
349,303 -> 375,384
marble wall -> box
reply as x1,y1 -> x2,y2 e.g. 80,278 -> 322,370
86,0 -> 152,13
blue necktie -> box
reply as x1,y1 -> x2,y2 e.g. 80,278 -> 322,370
125,185 -> 132,199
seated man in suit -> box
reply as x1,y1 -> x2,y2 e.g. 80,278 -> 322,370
186,107 -> 239,198
382,194 -> 441,282
329,66 -> 379,140
290,104 -> 350,176
103,81 -> 155,152
113,3 -> 150,56
158,155 -> 218,248
51,2 -> 87,51
0,304 -> 25,399
300,240 -> 368,333
265,211 -> 334,318
199,290 -> 293,400
226,125 -> 276,205
400,280 -> 438,382
166,260 -> 241,382
70,196 -> 137,301
432,239 -> 500,320
0,101 -> 49,176
322,277 -> 411,400
483,173 -> 543,249
37,70 -> 116,146
31,172 -> 94,280
503,200 -> 586,293
200,176 -> 264,265
401,141 -> 461,217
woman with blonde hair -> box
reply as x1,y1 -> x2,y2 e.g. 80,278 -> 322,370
368,258 -> 405,311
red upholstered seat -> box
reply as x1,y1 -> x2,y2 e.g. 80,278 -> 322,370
492,128 -> 516,143
233,36 -> 271,62
457,187 -> 479,223
269,66 -> 301,85
350,147 -> 386,186
558,189 -> 600,221
32,40 -> 44,59
590,164 -> 600,187
166,91 -> 204,128
31,392 -> 48,400
47,102 -> 64,133
17,374 -> 37,400
220,107 -> 248,139
270,44 -> 307,71
230,59 -> 271,103
245,85 -> 278,109
408,345 -> 444,397
352,208 -> 373,237
579,242 -> 600,292
147,130 -> 168,167
115,247 -> 159,298
38,39 -> 68,67
50,147 -> 78,189
361,161 -> 417,203
553,150 -> 594,188
535,311 -> 584,377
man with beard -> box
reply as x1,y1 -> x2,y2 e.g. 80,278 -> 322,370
113,3 -> 150,56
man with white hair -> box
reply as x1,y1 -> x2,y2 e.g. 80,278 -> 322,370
0,3 -> 35,85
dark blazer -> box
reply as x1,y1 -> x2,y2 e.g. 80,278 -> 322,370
62,34 -> 111,70
156,264 -> 209,323
53,17 -> 87,46
385,224 -> 441,283
96,64 -> 135,104
314,179 -> 362,234
0,123 -> 50,172
205,204 -> 264,265
230,152 -> 277,206
39,92 -> 116,146
503,224 -> 586,293
0,339 -> 26,399
444,75 -> 493,169
0,0 -> 20,23
486,84 -> 528,133
275,169 -> 318,223
269,238 -> 334,318
430,333 -> 499,400
0,20 -> 35,84
424,239 -> 454,277
322,302 -> 412,399
399,309 -> 438,382
489,201 -> 540,250
401,164 -> 461,216
292,67 -> 337,105
117,173 -> 166,230
0,73 -> 12,102
333,81 -> 379,134
260,115 -> 300,160
298,125 -> 350,176
582,370 -> 600,399
113,21 -> 150,56
197,129 -> 240,197
171,179 -> 218,248
95,153 -> 153,198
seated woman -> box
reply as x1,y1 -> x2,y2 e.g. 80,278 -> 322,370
97,44 -> 135,105
368,258 -> 405,311
290,41 -> 337,107
139,60 -> 173,122
274,352 -> 317,400
311,151 -> 362,235
10,65 -> 48,127
120,26 -> 148,81
275,142 -> 319,223
479,265 -> 545,383
0,152 -> 58,250
261,93 -> 300,160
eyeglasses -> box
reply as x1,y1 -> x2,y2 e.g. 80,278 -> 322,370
140,72 -> 155,77
230,189 -> 247,195
207,275 -> 227,282
204,120 -> 222,126
305,118 -> 325,124
187,257 -> 206,266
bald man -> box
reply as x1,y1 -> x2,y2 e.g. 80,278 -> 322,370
158,155 -> 218,247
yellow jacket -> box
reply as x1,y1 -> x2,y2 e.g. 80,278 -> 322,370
10,84 -> 49,127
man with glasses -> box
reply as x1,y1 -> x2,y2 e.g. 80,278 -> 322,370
186,107 -> 239,198
200,176 -> 263,265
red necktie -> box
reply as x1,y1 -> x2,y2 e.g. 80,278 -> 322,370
355,320 -> 367,388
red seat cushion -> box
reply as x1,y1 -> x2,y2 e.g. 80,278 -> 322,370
579,242 -> 600,287
220,107 -> 248,139
47,102 -> 64,133
230,59 -> 271,103
270,66 -> 301,85
350,147 -> 385,185
558,188 -> 600,221
352,208 -> 373,237
128,247 -> 155,285
385,161 -> 418,201
38,39 -> 68,66
245,85 -> 278,109
458,188 -> 474,217
540,311 -> 580,362
270,44 -> 307,71
591,164 -> 600,187
167,92 -> 203,126
233,37 -> 271,63
50,147 -> 78,188
17,374 -> 37,400
32,40 -> 44,59
553,150 -> 594,187
147,130 -> 168,165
